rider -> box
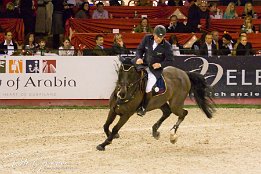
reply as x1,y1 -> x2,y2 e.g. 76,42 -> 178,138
133,25 -> 175,116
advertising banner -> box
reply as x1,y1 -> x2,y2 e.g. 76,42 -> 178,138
174,56 -> 261,98
0,55 -> 260,99
0,56 -> 120,99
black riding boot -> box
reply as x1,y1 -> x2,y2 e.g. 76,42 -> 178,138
137,93 -> 149,117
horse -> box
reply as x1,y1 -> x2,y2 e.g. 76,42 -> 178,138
96,60 -> 215,151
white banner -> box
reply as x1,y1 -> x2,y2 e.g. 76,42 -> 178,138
0,56 -> 120,99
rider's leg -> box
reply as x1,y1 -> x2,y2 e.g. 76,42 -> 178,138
137,68 -> 156,116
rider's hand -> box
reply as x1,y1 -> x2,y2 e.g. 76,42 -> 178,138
152,63 -> 161,69
136,58 -> 143,65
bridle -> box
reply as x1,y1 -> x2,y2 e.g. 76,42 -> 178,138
116,65 -> 147,104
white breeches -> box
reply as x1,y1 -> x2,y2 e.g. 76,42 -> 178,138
145,67 -> 157,93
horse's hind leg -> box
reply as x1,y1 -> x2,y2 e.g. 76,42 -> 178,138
169,91 -> 189,134
103,109 -> 119,138
152,103 -> 172,139
97,114 -> 131,151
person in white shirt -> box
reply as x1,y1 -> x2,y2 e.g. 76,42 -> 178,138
200,33 -> 218,57
0,31 -> 17,55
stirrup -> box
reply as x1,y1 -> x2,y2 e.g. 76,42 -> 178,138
137,107 -> 146,117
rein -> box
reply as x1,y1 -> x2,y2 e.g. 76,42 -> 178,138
116,67 -> 147,104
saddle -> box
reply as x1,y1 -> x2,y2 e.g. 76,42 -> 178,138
152,75 -> 166,96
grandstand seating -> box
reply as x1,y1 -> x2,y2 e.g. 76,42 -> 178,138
0,19 -> 24,41
71,32 -> 261,50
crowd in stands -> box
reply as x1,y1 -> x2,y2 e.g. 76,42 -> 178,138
0,0 -> 260,56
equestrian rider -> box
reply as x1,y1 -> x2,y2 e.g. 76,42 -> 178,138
133,25 -> 175,116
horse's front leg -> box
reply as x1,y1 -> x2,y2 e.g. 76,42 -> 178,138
152,103 -> 172,139
103,109 -> 118,138
97,114 -> 131,151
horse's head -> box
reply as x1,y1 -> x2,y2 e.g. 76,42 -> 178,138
116,64 -> 143,103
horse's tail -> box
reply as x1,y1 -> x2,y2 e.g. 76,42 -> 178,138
187,72 -> 215,119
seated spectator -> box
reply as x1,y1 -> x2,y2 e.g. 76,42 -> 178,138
36,38 -> 49,56
75,2 -> 91,19
241,15 -> 255,33
211,31 -> 221,50
134,17 -> 153,33
223,2 -> 238,19
166,15 -> 186,33
167,0 -> 183,6
92,2 -> 109,19
242,2 -> 256,19
93,34 -> 107,56
137,0 -> 153,6
59,37 -> 75,56
24,33 -> 38,53
169,34 -> 183,56
200,33 -> 218,57
209,2 -> 219,19
0,31 -> 17,55
2,2 -> 19,18
112,34 -> 129,55
235,35 -> 254,55
219,33 -> 235,55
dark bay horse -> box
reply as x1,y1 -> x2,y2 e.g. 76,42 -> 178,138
97,62 -> 215,151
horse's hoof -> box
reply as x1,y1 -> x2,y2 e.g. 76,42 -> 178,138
96,145 -> 105,151
114,133 -> 120,139
153,131 -> 160,140
170,133 -> 178,144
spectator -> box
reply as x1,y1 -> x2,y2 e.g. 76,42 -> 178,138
187,0 -> 201,33
166,15 -> 186,33
19,0 -> 38,35
235,35 -> 254,55
36,38 -> 49,56
219,33 -> 235,55
134,17 -> 153,33
211,30 -> 220,50
92,2 -> 109,19
2,2 -> 19,18
24,33 -> 38,52
209,2 -> 218,19
169,34 -> 183,56
0,31 -> 17,55
242,2 -> 256,19
241,15 -> 255,33
112,34 -> 129,55
93,34 -> 107,56
224,2 -> 238,19
167,0 -> 183,6
59,37 -> 75,56
52,0 -> 66,49
199,1 -> 210,29
200,33 -> 218,57
75,1 -> 91,18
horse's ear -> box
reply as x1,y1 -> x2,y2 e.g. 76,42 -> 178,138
119,56 -> 133,65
